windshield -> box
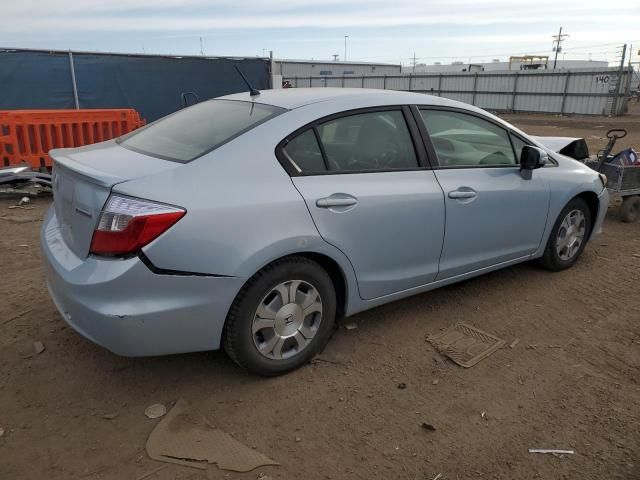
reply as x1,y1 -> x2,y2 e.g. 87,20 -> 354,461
119,99 -> 285,162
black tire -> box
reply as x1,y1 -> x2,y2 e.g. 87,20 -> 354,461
539,197 -> 592,271
223,256 -> 336,376
620,195 -> 640,223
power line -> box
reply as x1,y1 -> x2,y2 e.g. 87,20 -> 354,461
562,40 -> 640,51
348,40 -> 640,65
350,37 -> 640,64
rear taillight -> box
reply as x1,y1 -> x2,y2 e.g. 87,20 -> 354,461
90,195 -> 185,256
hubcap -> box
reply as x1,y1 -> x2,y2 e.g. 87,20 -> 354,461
252,280 -> 322,360
556,209 -> 586,261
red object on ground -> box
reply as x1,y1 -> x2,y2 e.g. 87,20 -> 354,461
0,109 -> 145,169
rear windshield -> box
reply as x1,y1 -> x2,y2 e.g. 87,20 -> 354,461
119,99 -> 285,162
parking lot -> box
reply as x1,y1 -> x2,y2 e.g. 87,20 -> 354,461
1,111 -> 639,480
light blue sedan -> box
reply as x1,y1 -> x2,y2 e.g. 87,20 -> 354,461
41,88 -> 608,375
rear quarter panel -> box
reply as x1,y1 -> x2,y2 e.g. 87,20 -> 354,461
112,108 -> 361,308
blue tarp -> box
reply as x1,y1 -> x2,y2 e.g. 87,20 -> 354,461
0,50 -> 270,122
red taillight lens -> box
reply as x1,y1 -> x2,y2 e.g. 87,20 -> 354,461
90,195 -> 185,256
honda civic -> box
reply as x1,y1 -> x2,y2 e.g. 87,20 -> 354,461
41,88 -> 609,375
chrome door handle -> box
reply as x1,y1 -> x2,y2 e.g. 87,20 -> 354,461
316,197 -> 358,208
448,190 -> 477,199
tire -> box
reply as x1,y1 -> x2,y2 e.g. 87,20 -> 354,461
223,256 -> 336,376
539,197 -> 592,271
620,195 -> 640,223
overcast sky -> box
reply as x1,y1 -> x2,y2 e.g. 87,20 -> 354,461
2,0 -> 639,65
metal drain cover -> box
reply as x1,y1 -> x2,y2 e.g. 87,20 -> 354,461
427,323 -> 505,367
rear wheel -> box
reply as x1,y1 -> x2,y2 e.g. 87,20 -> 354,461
539,198 -> 591,271
223,257 -> 336,376
620,195 -> 640,223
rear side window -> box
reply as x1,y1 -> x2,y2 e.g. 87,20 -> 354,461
317,111 -> 418,172
421,110 -> 516,167
282,130 -> 327,173
120,100 -> 284,162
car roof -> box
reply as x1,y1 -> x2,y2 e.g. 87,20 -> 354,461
220,88 -> 466,110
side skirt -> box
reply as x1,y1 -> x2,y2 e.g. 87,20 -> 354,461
346,255 -> 532,316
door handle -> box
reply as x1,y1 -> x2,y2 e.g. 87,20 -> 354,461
316,196 -> 358,208
448,190 -> 477,199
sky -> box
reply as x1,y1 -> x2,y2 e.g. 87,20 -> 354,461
2,0 -> 639,66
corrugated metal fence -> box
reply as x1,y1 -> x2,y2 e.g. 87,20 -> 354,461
284,67 -> 634,116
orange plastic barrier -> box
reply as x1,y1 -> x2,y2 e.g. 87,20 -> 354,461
0,109 -> 145,169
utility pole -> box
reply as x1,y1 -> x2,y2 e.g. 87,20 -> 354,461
332,54 -> 339,61
344,35 -> 349,62
412,52 -> 416,73
551,27 -> 569,69
618,43 -> 628,71
612,43 -> 627,115
624,44 -> 633,100
199,37 -> 204,56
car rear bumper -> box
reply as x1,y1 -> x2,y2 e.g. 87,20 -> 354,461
40,206 -> 243,357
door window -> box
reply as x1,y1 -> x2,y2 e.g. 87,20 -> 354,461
510,134 -> 528,164
420,110 -> 517,167
317,111 -> 419,172
282,129 -> 327,174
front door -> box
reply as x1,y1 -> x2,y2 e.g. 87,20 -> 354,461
418,108 -> 550,280
280,108 -> 445,300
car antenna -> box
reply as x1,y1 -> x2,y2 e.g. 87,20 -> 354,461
234,66 -> 260,97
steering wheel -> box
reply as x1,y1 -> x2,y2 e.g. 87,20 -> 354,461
344,139 -> 404,171
606,129 -> 627,139
479,151 -> 511,165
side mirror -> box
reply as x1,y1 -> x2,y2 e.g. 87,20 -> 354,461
520,146 -> 548,171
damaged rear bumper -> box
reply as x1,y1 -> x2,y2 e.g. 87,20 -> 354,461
40,206 -> 243,357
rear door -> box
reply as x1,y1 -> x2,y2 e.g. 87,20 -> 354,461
417,107 -> 550,280
280,107 -> 445,300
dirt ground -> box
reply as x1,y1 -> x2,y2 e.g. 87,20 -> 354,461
1,112 -> 639,480
502,100 -> 640,156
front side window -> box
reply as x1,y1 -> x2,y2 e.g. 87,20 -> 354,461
510,134 -> 528,163
420,110 -> 517,168
316,111 -> 418,172
120,100 -> 284,162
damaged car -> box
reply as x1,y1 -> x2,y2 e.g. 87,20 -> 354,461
41,88 -> 608,375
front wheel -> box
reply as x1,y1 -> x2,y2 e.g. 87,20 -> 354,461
539,198 -> 591,271
223,257 -> 336,376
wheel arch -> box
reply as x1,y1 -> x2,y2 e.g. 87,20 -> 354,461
574,190 -> 600,238
534,186 -> 604,259
227,250 -> 352,329
294,252 -> 348,319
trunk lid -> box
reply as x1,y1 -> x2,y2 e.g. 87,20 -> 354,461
51,140 -> 180,258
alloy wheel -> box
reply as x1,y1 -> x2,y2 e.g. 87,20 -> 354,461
556,209 -> 586,261
251,280 -> 323,360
